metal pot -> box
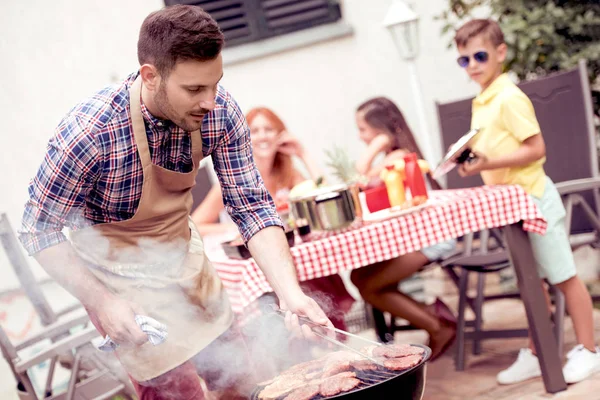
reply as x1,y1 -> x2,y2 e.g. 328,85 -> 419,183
289,184 -> 361,232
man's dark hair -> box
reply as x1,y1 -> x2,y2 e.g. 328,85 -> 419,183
137,5 -> 224,76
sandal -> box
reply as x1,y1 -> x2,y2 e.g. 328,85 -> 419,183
432,297 -> 457,325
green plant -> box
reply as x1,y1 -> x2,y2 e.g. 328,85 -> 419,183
438,0 -> 600,117
439,0 -> 600,168
324,145 -> 368,185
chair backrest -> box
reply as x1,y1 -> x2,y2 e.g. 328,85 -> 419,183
436,60 -> 598,233
191,163 -> 214,212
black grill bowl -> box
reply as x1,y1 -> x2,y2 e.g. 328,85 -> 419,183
251,344 -> 431,400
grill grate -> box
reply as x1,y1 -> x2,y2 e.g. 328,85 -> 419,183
250,368 -> 403,400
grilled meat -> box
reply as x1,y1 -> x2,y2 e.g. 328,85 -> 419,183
319,374 -> 361,397
373,344 -> 425,358
322,361 -> 352,377
351,359 -> 380,371
258,374 -> 305,399
321,351 -> 362,377
283,384 -> 320,400
383,354 -> 423,371
360,345 -> 378,357
285,358 -> 327,375
257,345 -> 426,399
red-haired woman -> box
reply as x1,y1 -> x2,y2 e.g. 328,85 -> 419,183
192,107 -> 320,234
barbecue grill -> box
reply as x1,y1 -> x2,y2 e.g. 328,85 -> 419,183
251,344 -> 431,400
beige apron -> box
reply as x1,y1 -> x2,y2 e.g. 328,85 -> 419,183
70,76 -> 233,382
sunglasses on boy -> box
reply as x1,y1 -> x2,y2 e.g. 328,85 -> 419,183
456,51 -> 489,68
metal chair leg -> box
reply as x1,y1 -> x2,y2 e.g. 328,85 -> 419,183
455,269 -> 470,371
552,286 -> 566,361
473,273 -> 485,355
371,307 -> 391,343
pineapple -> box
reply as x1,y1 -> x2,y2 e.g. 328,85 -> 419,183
324,144 -> 368,185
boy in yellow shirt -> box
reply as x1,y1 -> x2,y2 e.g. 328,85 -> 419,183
454,19 -> 599,385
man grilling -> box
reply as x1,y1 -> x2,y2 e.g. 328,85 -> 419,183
18,5 -> 332,399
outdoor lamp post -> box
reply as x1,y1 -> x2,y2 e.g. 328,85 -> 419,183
383,0 -> 441,165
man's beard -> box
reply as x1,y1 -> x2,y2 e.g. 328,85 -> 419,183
154,82 -> 206,132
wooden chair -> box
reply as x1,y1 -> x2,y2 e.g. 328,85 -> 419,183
0,214 -> 135,399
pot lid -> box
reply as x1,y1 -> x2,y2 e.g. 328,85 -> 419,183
289,183 -> 349,201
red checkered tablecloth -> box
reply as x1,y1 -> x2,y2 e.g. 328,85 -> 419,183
211,185 -> 547,314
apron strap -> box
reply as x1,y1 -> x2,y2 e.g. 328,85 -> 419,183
129,76 -> 152,169
191,130 -> 204,167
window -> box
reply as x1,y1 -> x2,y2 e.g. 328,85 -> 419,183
164,0 -> 343,48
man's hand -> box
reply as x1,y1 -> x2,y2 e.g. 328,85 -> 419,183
280,293 -> 335,341
458,152 -> 489,177
247,227 -> 334,341
87,295 -> 148,347
34,242 -> 148,347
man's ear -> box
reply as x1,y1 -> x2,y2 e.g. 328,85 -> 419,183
140,64 -> 161,92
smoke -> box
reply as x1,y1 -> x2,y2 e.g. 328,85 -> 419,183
63,219 -> 351,398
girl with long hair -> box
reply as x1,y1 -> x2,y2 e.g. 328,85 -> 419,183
355,96 -> 441,189
350,97 -> 456,360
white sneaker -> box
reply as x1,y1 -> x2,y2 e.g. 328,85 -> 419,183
563,344 -> 600,384
497,348 -> 541,385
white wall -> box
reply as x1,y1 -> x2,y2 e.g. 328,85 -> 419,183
0,0 -> 164,289
0,0 -> 479,290
223,0 -> 480,170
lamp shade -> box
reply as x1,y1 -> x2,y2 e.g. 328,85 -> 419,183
383,0 -> 419,60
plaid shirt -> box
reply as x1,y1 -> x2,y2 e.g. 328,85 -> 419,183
19,72 -> 282,255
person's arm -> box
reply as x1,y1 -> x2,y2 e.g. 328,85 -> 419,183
297,152 -> 322,182
211,91 -> 333,333
190,185 -> 236,236
247,226 -> 332,337
355,134 -> 392,175
459,134 -> 545,176
459,93 -> 545,176
277,131 -> 322,181
19,115 -> 147,346
365,149 -> 408,179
